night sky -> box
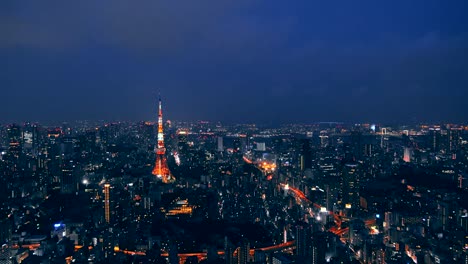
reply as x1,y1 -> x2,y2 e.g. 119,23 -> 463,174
1,1 -> 467,124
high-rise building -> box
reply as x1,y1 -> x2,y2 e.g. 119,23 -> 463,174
350,131 -> 363,160
7,124 -> 21,144
237,239 -> 250,264
342,163 -> 360,209
295,222 -> 312,260
448,128 -> 461,153
104,183 -> 110,224
256,142 -> 266,152
319,134 -> 329,148
141,121 -> 155,143
22,123 -> 38,152
60,137 -> 77,158
177,129 -> 189,154
217,136 -> 224,152
61,162 -> 75,194
224,237 -> 234,264
429,128 -> 441,152
300,139 -> 312,171
7,124 -> 22,155
0,244 -> 12,264
152,97 -> 174,183
225,246 -> 234,264
459,212 -> 468,233
311,232 -> 337,264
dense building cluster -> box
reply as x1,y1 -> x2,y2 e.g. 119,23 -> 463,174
1,120 -> 468,264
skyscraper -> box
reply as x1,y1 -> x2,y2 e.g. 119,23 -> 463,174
299,139 -> 312,171
295,222 -> 312,260
217,136 -> 224,152
61,162 -> 75,194
152,97 -> 174,183
104,183 -> 110,224
7,124 -> 22,156
177,129 -> 189,155
429,128 -> 441,152
342,163 -> 360,209
22,123 -> 38,152
237,239 -> 250,264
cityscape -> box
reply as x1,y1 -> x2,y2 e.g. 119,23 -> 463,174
1,97 -> 468,263
2,1 -> 468,264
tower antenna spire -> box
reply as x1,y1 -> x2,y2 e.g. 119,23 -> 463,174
152,93 -> 174,183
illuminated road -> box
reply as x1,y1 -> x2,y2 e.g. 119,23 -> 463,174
256,240 -> 295,252
287,185 -> 377,238
245,158 -> 377,263
117,240 -> 296,263
284,185 -> 343,228
285,184 -> 378,264
243,156 -> 253,164
243,155 -> 376,263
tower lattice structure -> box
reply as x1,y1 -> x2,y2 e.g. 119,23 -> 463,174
152,97 -> 174,183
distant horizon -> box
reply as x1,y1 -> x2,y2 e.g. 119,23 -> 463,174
1,118 -> 466,128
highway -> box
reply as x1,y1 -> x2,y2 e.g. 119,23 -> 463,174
285,185 -> 375,235
116,240 -> 296,263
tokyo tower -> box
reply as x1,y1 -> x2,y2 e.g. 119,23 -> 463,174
152,97 -> 174,183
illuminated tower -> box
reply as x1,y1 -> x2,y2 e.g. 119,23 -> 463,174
403,147 -> 412,163
104,183 -> 110,224
152,97 -> 174,183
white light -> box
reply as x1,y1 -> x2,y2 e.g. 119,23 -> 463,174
82,179 -> 88,185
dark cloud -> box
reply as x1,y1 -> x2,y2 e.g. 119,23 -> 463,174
0,0 -> 467,124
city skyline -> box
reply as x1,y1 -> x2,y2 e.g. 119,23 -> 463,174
3,2 -> 468,263
1,111 -> 467,263
1,0 -> 468,124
